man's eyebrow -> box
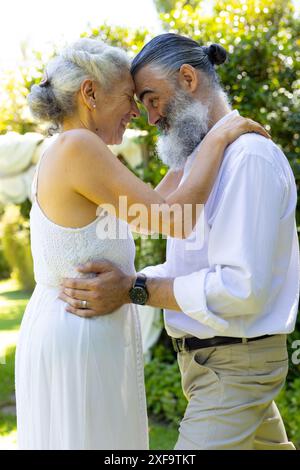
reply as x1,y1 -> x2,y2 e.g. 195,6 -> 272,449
138,88 -> 154,103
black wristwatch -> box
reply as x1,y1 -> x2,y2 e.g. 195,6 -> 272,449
129,273 -> 149,305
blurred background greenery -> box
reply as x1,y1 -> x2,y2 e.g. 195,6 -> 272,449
0,0 -> 299,449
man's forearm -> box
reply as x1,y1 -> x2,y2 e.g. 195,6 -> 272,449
145,276 -> 181,311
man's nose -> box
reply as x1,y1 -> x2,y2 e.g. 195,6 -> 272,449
148,110 -> 160,126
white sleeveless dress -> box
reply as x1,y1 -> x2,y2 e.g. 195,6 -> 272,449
15,157 -> 148,450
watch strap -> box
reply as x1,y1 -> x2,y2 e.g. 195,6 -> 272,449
134,273 -> 147,289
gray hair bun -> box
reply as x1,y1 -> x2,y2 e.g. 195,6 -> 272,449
28,79 -> 63,124
204,43 -> 227,65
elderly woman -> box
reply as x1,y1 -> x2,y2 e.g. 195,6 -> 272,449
15,38 -> 268,450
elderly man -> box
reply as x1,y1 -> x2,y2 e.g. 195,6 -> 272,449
60,34 -> 299,450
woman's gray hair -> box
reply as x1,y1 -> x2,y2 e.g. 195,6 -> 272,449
27,38 -> 130,131
131,33 -> 227,87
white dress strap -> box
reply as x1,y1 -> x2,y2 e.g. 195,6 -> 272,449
31,165 -> 39,202
31,151 -> 46,202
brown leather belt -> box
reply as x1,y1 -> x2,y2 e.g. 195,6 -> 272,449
171,334 -> 274,353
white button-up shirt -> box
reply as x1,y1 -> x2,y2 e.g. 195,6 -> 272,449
141,110 -> 300,339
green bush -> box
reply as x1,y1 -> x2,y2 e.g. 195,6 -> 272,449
0,204 -> 11,280
0,241 -> 11,280
287,330 -> 300,382
145,340 -> 187,425
1,206 -> 34,291
277,378 -> 300,448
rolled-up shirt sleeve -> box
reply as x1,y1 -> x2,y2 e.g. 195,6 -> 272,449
173,153 -> 284,331
139,261 -> 169,279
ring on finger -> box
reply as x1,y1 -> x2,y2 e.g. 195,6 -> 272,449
81,299 -> 88,309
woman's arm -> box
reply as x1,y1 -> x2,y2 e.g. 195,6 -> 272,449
65,115 -> 269,237
154,169 -> 184,199
132,169 -> 183,236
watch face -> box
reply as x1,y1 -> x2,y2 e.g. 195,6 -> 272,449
130,286 -> 148,305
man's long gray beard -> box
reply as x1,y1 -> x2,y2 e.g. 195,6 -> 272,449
156,91 -> 210,170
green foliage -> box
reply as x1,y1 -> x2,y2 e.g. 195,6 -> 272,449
0,285 -> 31,442
1,206 -> 34,291
0,413 -> 16,437
134,237 -> 167,272
19,199 -> 32,221
82,23 -> 150,56
0,44 -> 59,135
155,0 -> 199,14
154,0 -> 176,14
287,329 -> 300,382
277,378 -> 300,448
149,419 -> 178,449
145,342 -> 187,425
0,241 -> 11,280
0,279 -> 31,332
0,347 -> 16,408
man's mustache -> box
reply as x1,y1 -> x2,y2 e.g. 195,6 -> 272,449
157,116 -> 169,134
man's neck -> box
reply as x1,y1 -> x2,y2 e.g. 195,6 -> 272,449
207,92 -> 232,130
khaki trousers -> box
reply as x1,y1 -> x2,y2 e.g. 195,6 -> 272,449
175,334 -> 295,450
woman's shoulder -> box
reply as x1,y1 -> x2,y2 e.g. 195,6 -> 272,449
52,129 -> 112,188
52,129 -> 109,174
58,128 -> 106,153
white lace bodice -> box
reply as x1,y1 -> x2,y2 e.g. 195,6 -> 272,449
30,159 -> 136,287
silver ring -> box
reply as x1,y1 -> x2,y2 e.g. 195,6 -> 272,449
81,300 -> 88,309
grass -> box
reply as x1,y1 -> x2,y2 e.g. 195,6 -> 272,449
0,346 -> 16,406
0,278 -> 178,450
0,278 -> 30,362
0,279 -> 29,450
149,420 -> 178,450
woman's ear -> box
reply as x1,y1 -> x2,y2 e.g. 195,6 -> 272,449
80,79 -> 96,110
178,64 -> 199,93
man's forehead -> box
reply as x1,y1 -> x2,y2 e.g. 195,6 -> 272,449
133,67 -> 169,100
